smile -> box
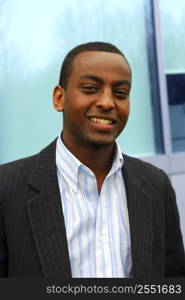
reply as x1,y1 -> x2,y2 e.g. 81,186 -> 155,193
89,117 -> 113,124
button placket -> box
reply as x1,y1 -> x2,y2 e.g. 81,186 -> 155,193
95,189 -> 112,277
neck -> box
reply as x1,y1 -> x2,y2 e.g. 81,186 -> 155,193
61,136 -> 116,178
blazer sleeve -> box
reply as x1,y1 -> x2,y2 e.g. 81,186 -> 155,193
0,202 -> 8,277
0,164 -> 9,277
165,173 -> 185,277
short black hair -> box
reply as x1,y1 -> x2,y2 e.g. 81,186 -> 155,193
59,41 -> 131,89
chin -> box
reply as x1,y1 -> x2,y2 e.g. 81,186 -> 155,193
86,136 -> 115,148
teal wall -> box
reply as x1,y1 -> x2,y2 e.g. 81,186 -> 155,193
1,0 -> 157,163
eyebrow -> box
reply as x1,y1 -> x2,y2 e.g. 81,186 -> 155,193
79,74 -> 131,87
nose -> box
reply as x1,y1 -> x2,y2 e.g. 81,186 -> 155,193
96,90 -> 115,110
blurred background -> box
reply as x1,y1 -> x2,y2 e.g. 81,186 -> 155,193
1,0 -> 185,242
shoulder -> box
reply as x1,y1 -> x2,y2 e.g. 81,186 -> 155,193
0,138 -> 57,192
123,154 -> 165,174
0,138 -> 57,179
0,154 -> 38,189
0,153 -> 38,174
0,154 -> 37,170
123,154 -> 171,188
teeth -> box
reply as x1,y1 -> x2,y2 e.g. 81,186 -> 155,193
90,117 -> 113,124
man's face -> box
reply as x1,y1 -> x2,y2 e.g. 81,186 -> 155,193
61,51 -> 131,149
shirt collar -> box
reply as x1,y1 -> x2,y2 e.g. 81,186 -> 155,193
107,141 -> 124,178
56,134 -> 124,189
56,134 -> 82,189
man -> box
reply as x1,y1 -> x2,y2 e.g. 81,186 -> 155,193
0,42 -> 185,278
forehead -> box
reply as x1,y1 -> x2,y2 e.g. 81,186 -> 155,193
70,51 -> 131,81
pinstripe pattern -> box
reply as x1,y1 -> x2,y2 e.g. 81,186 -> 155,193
0,138 -> 185,278
56,136 -> 132,278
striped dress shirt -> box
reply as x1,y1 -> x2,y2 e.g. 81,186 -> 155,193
56,135 -> 132,278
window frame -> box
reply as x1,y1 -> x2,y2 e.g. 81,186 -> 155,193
141,0 -> 185,177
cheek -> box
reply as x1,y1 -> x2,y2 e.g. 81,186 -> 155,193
63,102 -> 85,126
118,101 -> 130,118
64,93 -> 87,112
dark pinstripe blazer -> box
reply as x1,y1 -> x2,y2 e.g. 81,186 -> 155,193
0,138 -> 185,278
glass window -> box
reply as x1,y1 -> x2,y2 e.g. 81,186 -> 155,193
0,0 -> 163,163
160,0 -> 185,153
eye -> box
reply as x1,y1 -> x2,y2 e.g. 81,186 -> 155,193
81,85 -> 99,94
113,89 -> 129,99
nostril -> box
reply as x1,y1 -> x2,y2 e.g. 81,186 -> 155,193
96,100 -> 115,109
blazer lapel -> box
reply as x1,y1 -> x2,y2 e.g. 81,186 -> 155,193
122,156 -> 153,278
26,139 -> 72,278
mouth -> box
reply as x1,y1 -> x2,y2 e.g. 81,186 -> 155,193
88,116 -> 116,124
87,116 -> 117,130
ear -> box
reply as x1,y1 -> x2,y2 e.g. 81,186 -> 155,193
53,85 -> 65,112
